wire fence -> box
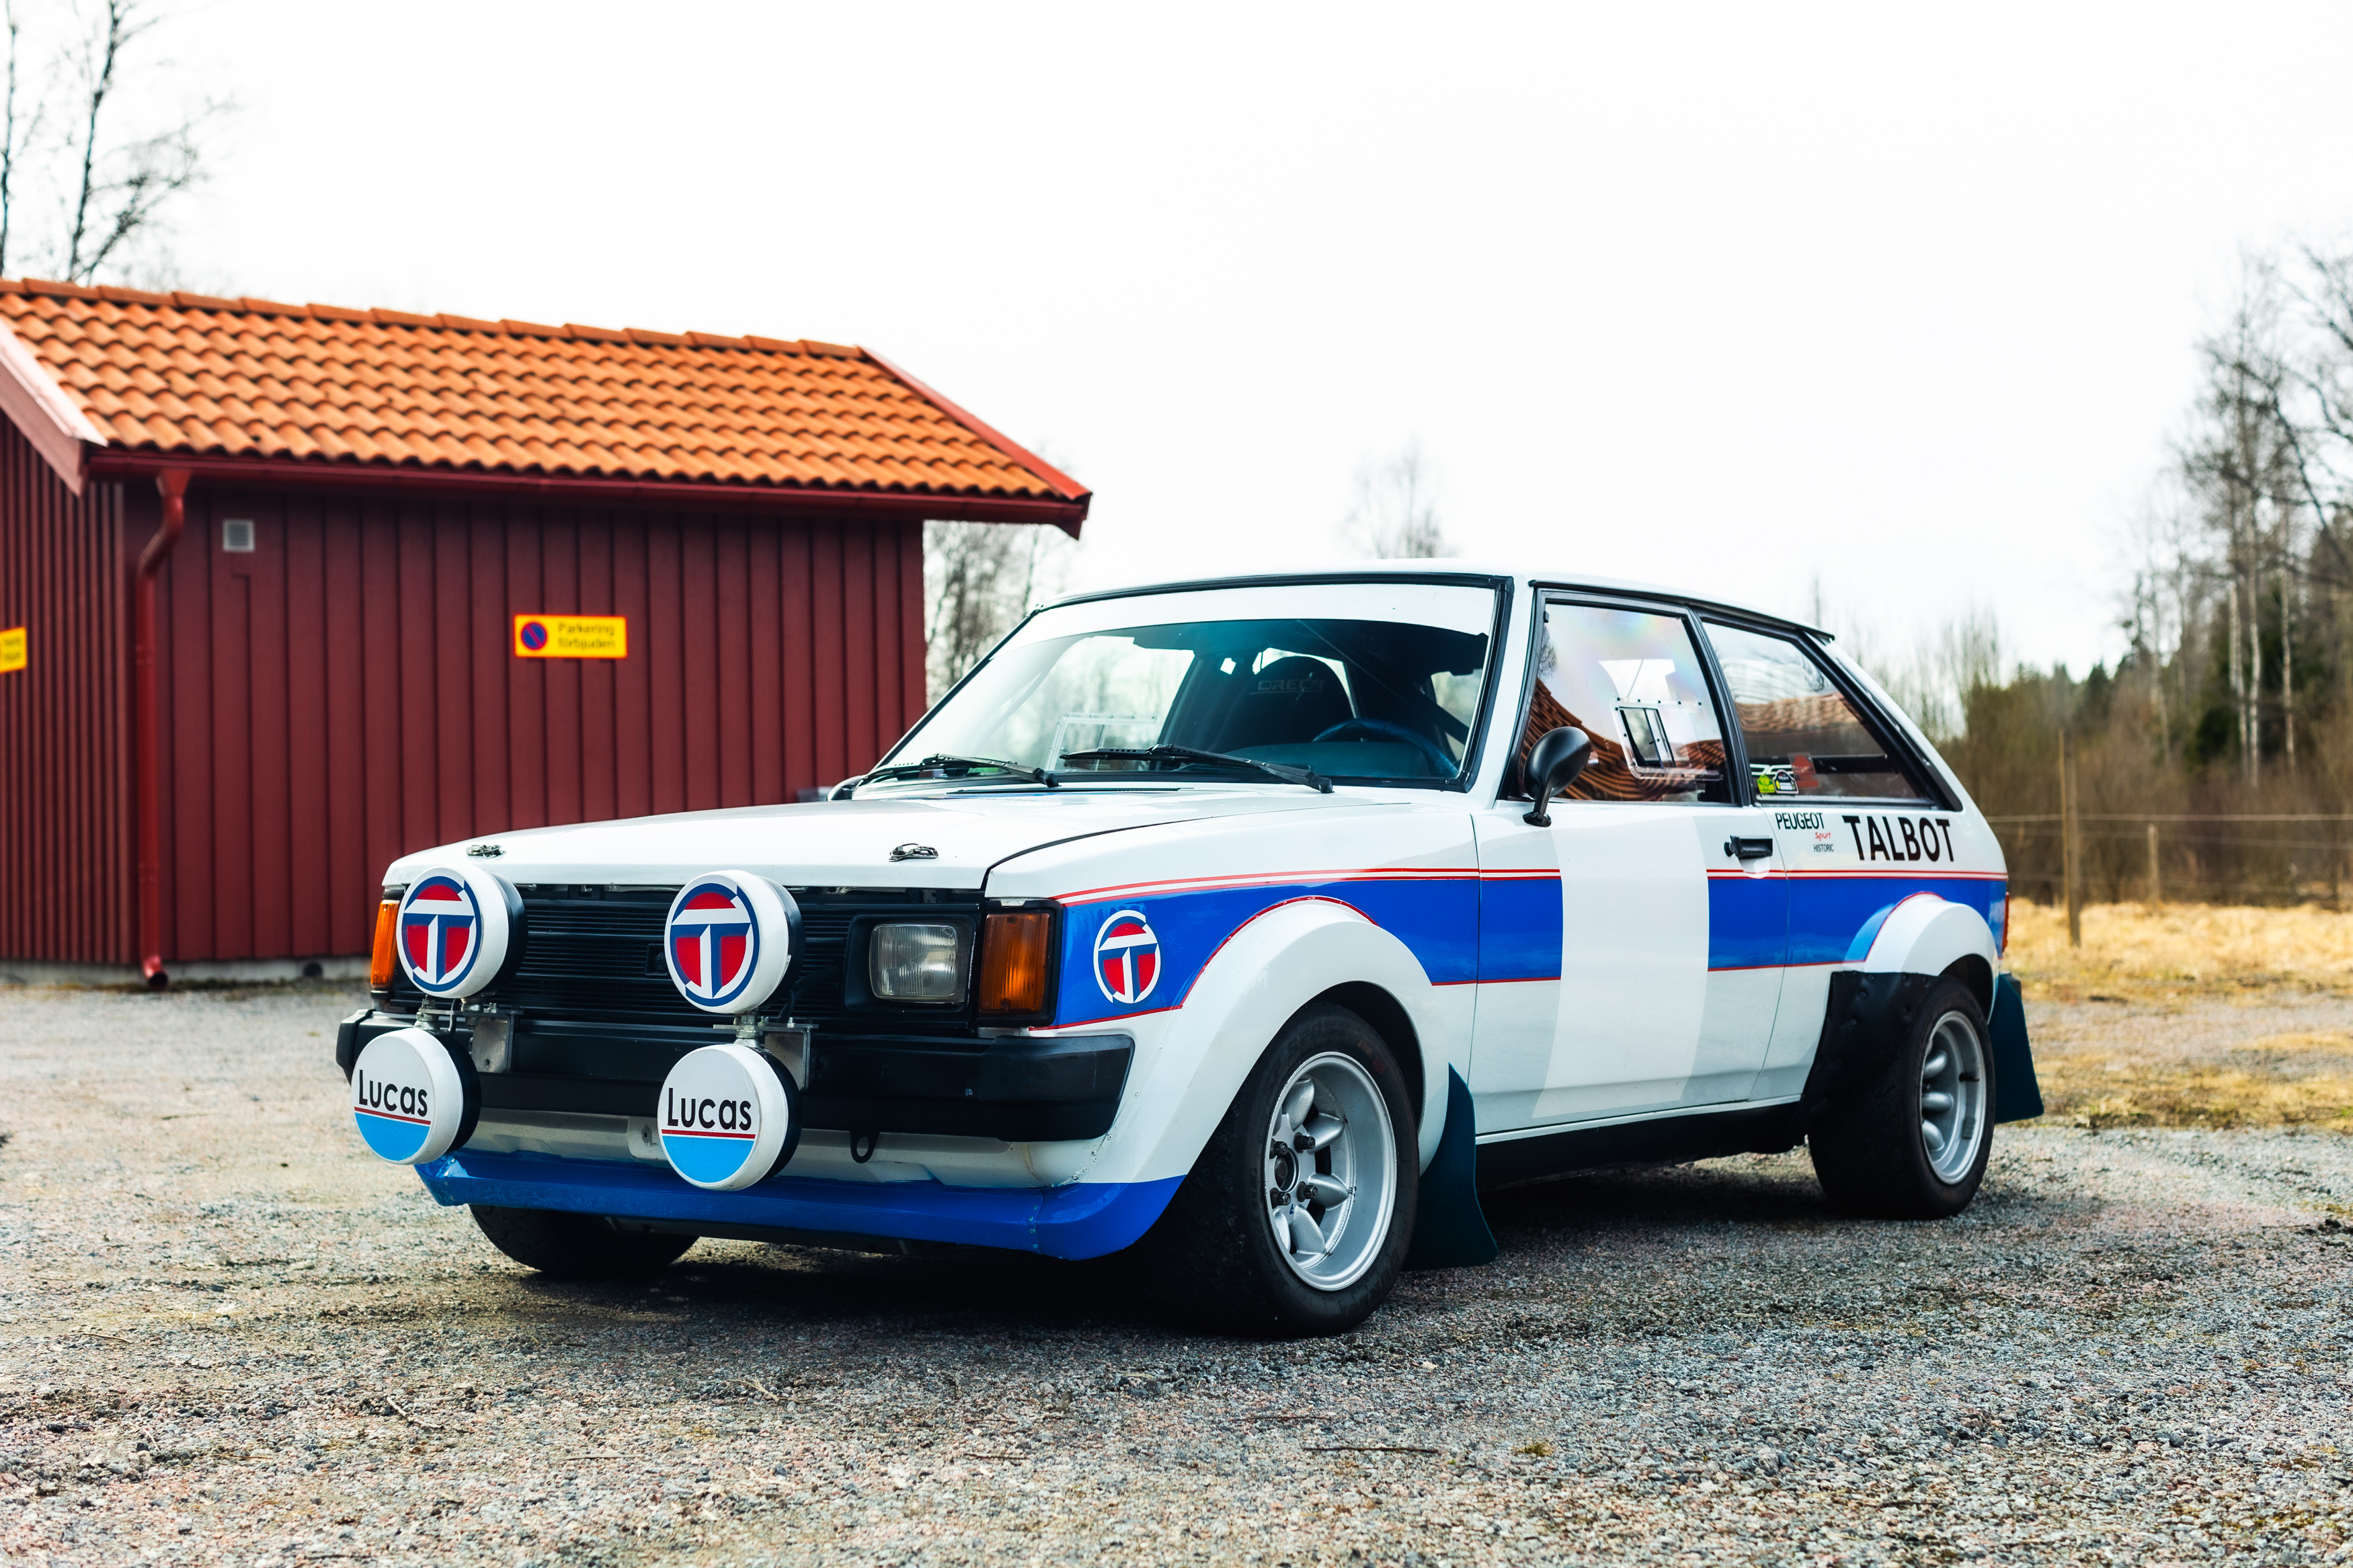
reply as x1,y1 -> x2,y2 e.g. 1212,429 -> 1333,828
1985,813 -> 2353,823
1982,813 -> 2353,907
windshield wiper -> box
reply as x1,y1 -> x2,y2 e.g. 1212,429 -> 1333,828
1058,745 -> 1332,794
842,755 -> 1059,796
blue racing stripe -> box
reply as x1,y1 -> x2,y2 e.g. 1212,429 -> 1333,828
1706,875 -> 1788,971
1788,876 -> 2006,966
1708,873 -> 2007,970
1478,876 -> 1563,982
1055,876 -> 1482,1027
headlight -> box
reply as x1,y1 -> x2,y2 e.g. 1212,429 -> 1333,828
869,921 -> 966,1003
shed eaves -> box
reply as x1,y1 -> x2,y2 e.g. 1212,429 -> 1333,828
0,278 -> 1086,519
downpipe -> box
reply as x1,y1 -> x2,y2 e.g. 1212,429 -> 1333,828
134,468 -> 188,989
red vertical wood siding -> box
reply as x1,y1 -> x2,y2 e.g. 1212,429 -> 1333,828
133,495 -> 928,962
0,418 -> 132,962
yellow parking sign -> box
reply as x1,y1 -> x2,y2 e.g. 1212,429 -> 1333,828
512,614 -> 627,660
0,626 -> 23,673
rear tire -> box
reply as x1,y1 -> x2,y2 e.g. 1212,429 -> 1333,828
1143,1003 -> 1418,1336
1809,979 -> 1993,1219
469,1206 -> 696,1278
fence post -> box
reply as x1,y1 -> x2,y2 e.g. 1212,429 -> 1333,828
2061,729 -> 2081,948
2147,822 -> 2160,906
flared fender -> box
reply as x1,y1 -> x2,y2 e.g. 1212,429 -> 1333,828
1117,898 -> 1453,1186
1855,892 -> 1999,995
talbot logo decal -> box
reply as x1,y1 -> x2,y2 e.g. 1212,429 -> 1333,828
667,880 -> 760,1008
397,874 -> 481,993
1092,909 -> 1162,1005
659,871 -> 797,1016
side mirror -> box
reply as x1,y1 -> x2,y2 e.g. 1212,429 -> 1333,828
1521,727 -> 1592,827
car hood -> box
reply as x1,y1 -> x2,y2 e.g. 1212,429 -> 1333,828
383,788 -> 1374,891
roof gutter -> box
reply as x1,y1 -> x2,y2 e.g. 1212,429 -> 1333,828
82,450 -> 1090,529
134,468 -> 188,988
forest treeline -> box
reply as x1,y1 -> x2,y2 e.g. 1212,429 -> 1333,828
1878,240 -> 2353,907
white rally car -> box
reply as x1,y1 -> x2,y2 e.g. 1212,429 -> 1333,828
338,566 -> 2040,1335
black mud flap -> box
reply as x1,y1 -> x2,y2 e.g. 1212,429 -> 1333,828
1403,1067 -> 1497,1270
1989,973 -> 2043,1122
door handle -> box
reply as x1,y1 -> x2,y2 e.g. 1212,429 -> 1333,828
1724,836 -> 1774,861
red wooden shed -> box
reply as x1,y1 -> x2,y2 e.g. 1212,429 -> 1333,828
0,278 -> 1086,985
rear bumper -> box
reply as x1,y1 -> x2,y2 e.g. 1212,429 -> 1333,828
415,1149 -> 1181,1260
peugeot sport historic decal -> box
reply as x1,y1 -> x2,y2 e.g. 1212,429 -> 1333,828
394,865 -> 512,999
655,1042 -> 799,1190
350,1027 -> 471,1165
662,871 -> 798,1016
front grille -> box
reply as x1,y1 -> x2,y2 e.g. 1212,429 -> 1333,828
385,884 -> 988,1035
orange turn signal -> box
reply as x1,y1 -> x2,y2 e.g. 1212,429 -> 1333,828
369,899 -> 399,989
976,911 -> 1052,1015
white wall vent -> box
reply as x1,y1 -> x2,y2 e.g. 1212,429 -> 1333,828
223,518 -> 255,553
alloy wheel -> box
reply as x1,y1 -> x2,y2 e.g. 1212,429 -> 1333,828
1263,1051 -> 1398,1291
1919,1009 -> 1989,1184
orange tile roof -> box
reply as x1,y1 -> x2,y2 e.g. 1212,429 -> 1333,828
0,277 -> 1086,524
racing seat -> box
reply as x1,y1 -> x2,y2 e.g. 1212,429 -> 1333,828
1211,655 -> 1355,751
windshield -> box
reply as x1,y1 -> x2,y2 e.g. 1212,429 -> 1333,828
882,581 -> 1502,787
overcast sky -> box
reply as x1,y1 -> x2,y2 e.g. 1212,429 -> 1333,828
129,2 -> 2353,677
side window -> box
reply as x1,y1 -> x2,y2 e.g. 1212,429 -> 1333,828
1515,602 -> 1729,804
1703,622 -> 1933,802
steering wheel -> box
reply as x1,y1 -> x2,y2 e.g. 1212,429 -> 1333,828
1312,718 -> 1458,777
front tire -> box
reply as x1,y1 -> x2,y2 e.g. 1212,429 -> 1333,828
1144,1003 -> 1419,1336
1809,978 -> 1994,1219
469,1206 -> 696,1278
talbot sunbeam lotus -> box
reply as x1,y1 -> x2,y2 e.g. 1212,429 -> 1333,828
338,567 -> 2041,1335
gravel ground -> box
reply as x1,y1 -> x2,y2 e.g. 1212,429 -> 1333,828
3,983 -> 2351,1567
2032,992 -> 2353,1070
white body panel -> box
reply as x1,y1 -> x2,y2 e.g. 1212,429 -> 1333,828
371,563 -> 2016,1250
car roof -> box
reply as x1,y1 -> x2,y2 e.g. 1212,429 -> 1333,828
1047,558 -> 1834,641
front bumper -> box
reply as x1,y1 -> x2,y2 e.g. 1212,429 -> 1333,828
417,1148 -> 1181,1260
336,1009 -> 1134,1142
340,1006 -> 1162,1257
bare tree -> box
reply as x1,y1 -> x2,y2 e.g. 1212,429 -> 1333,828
0,0 -> 215,282
0,1 -> 27,276
2120,487 -> 2206,764
924,522 -> 1023,704
2276,239 -> 2353,578
2182,259 -> 2301,783
922,520 -> 1077,705
1345,439 -> 1451,559
1809,585 -> 1999,745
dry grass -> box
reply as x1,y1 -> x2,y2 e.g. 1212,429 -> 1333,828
2033,1030 -> 2353,1134
2007,898 -> 2353,1001
2007,899 -> 2353,1131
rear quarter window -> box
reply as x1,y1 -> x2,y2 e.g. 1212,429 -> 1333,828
1702,621 -> 1934,803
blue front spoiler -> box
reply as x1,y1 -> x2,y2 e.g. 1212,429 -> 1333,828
414,1149 -> 1183,1261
